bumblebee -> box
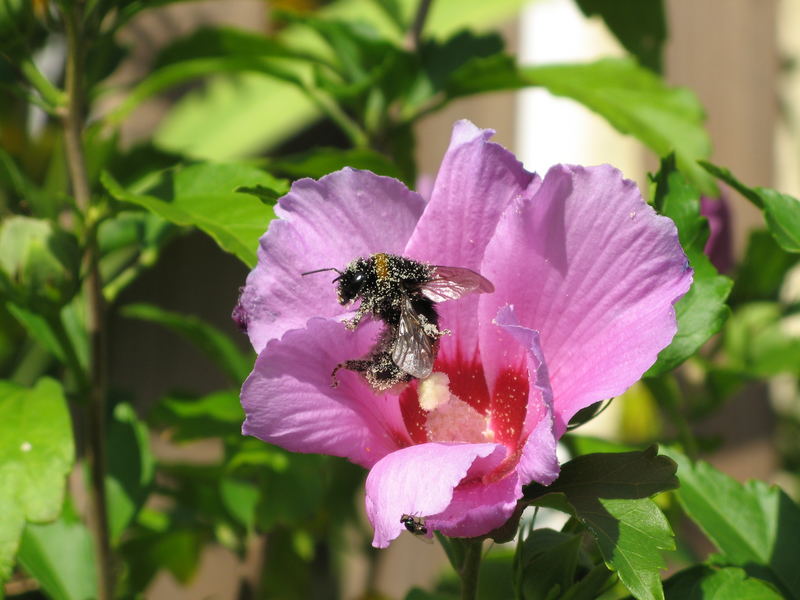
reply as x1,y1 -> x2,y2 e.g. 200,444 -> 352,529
304,253 -> 493,391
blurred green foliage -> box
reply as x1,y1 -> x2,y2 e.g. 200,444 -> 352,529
1,0 -> 800,598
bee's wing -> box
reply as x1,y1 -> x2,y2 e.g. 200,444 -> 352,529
420,265 -> 495,303
391,299 -> 435,379
410,530 -> 434,544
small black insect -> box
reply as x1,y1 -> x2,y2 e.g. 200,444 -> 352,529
400,514 -> 429,536
303,253 -> 493,391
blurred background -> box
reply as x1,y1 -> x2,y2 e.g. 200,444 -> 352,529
3,0 -> 799,597
102,0 -> 800,596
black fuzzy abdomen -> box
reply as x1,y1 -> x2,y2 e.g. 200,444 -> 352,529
410,296 -> 439,329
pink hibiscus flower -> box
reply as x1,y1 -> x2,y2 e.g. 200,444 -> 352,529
234,120 -> 692,547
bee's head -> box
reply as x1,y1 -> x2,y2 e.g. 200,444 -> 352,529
334,265 -> 367,305
302,258 -> 370,306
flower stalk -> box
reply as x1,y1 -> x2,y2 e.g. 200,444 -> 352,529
62,5 -> 114,599
456,538 -> 483,600
406,0 -> 434,51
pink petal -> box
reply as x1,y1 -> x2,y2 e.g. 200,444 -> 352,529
241,318 -> 411,468
517,412 -> 559,486
481,165 -> 692,436
404,120 -> 540,360
365,442 -> 506,547
490,305 -> 560,485
427,471 -> 521,538
236,168 -> 426,352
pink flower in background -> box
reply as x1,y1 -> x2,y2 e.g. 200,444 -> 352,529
700,194 -> 733,273
234,120 -> 692,547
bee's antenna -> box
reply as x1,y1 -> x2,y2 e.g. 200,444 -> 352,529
301,267 -> 342,277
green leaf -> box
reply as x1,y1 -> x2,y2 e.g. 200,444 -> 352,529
153,0 -> 532,160
515,529 -> 582,600
403,31 -> 504,112
151,389 -> 243,442
121,303 -> 252,384
422,0 -> 532,40
444,58 -> 713,194
701,161 -> 800,253
122,524 -> 204,588
661,447 -> 800,598
567,435 -> 636,457
101,163 -> 287,267
17,502 -> 98,600
108,55 -> 311,128
575,0 -> 666,73
724,303 -> 800,376
5,302 -> 65,363
561,563 -> 615,600
664,565 -> 783,600
106,403 -> 155,544
268,147 -> 403,180
647,157 -> 732,375
276,13 -> 392,82
730,230 -> 799,304
405,589 -> 458,600
0,147 -> 55,218
0,378 -> 74,584
219,477 -> 259,530
155,74 -> 319,161
526,59 -> 713,194
98,210 -> 176,302
235,184 -> 282,205
524,447 -> 678,600
0,216 -> 80,309
153,26 -> 317,68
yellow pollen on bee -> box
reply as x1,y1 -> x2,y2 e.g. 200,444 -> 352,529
375,253 -> 389,279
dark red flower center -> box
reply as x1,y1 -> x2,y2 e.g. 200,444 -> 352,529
399,354 -> 529,456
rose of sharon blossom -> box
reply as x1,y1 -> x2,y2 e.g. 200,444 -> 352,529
235,120 -> 692,547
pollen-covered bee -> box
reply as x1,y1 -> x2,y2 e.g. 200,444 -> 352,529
303,253 -> 494,391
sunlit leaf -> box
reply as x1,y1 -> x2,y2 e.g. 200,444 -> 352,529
151,389 -> 243,442
106,403 -> 155,544
17,502 -> 97,600
575,0 -> 666,73
661,447 -> 800,598
524,447 -> 678,600
647,158 -> 732,375
664,565 -> 783,600
0,378 -> 74,584
702,161 -> 800,253
101,163 -> 287,267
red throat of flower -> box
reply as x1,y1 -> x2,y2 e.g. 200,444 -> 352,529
399,354 -> 529,479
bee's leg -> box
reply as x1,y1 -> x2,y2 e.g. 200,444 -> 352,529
416,314 -> 450,338
343,304 -> 368,330
331,359 -> 371,387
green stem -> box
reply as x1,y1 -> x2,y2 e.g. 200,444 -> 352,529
62,5 -> 114,599
406,0 -> 434,50
302,83 -> 369,148
102,246 -> 159,303
458,539 -> 483,600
